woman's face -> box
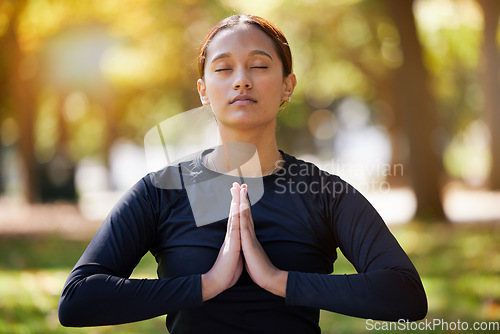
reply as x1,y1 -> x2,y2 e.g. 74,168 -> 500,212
198,25 -> 296,131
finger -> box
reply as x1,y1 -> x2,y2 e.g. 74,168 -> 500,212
226,185 -> 239,239
231,184 -> 241,217
230,186 -> 238,206
224,207 -> 240,255
240,187 -> 251,223
241,183 -> 247,214
239,187 -> 253,237
239,186 -> 247,219
231,183 -> 240,202
239,185 -> 247,208
231,185 -> 241,229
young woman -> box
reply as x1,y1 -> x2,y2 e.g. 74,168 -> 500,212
59,15 -> 427,333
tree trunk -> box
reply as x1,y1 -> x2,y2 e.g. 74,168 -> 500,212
101,92 -> 116,171
386,0 -> 446,220
477,0 -> 500,190
5,0 -> 38,203
377,77 -> 410,187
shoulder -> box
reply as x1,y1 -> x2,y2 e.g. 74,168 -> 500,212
147,164 -> 184,190
132,158 -> 199,208
146,152 -> 203,190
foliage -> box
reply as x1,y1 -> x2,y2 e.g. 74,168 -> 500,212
0,0 -> 490,162
0,222 -> 499,333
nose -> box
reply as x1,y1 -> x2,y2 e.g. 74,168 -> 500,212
233,69 -> 252,90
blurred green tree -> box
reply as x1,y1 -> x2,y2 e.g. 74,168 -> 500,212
385,0 -> 445,220
0,0 -> 492,222
477,0 -> 500,190
2,0 -> 37,202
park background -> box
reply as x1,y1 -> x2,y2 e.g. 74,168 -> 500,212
0,0 -> 500,333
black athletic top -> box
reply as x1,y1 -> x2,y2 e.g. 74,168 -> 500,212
58,150 -> 427,333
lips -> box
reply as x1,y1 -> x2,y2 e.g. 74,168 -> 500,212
230,94 -> 257,105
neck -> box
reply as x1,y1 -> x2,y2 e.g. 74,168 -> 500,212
209,122 -> 283,177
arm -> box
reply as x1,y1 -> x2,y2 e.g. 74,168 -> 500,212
58,178 -> 202,327
285,178 -> 427,321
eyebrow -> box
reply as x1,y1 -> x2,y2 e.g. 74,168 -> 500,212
210,50 -> 273,64
249,50 -> 273,60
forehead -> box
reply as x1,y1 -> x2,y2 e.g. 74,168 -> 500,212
206,25 -> 278,60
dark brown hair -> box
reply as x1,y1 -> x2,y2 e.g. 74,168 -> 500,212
197,15 -> 292,79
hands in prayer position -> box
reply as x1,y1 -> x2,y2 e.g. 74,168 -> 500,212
201,183 -> 288,301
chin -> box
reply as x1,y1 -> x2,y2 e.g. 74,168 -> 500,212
222,115 -> 276,131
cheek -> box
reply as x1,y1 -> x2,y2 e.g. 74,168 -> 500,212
205,80 -> 225,102
261,71 -> 285,89
259,76 -> 286,100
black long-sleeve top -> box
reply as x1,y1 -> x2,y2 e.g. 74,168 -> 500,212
58,150 -> 427,333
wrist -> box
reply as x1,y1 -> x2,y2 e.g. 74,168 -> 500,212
266,270 -> 288,298
201,272 -> 221,302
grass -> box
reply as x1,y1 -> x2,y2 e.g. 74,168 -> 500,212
0,222 -> 499,333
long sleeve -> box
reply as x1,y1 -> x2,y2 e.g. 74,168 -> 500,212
285,177 -> 427,321
58,176 -> 203,327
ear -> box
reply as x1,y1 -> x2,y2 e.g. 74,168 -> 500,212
197,78 -> 210,106
281,73 -> 297,103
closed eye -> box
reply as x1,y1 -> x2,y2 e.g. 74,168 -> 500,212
251,66 -> 268,69
215,68 -> 231,72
